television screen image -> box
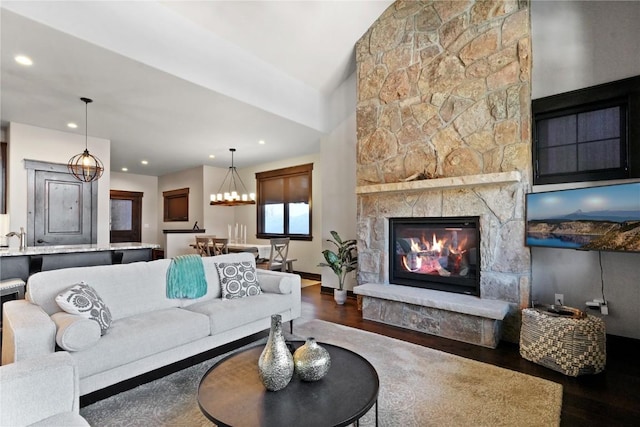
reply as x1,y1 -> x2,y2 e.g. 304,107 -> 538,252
525,182 -> 640,252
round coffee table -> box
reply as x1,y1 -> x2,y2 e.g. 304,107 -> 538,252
198,340 -> 379,427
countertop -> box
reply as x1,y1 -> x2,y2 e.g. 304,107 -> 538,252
0,242 -> 160,257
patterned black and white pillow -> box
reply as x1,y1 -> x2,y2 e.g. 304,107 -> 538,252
215,261 -> 261,299
55,282 -> 112,335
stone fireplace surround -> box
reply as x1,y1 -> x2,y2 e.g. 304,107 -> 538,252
355,172 -> 528,347
354,1 -> 533,345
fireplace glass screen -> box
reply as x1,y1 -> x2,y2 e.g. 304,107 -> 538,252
389,217 -> 480,296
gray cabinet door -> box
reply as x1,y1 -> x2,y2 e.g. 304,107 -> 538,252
27,160 -> 97,246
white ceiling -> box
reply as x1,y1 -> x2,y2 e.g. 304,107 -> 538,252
0,1 -> 393,176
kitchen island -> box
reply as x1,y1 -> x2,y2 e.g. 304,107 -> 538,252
0,242 -> 160,281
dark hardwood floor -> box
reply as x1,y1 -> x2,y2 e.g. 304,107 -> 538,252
302,285 -> 640,427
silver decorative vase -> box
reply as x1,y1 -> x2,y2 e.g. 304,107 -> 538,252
293,337 -> 331,382
258,314 -> 294,391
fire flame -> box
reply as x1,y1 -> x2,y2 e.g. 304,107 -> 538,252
401,231 -> 469,276
431,233 -> 442,253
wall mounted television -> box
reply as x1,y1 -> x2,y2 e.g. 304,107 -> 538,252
525,182 -> 640,253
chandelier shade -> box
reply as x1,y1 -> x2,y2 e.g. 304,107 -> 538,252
210,148 -> 256,206
68,97 -> 104,182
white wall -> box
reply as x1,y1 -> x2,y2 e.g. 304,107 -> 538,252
320,71 -> 358,290
157,166 -> 204,244
531,1 -> 640,338
202,165 -> 237,239
6,122 -> 111,246
532,0 -> 640,98
110,171 -> 159,244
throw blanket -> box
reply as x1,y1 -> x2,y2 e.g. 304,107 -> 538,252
166,255 -> 207,299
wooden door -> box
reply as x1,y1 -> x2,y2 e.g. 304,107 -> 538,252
27,160 -> 97,246
110,190 -> 143,243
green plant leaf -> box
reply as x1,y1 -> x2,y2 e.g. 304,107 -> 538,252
319,231 -> 359,290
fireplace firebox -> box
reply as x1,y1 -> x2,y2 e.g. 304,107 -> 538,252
389,217 -> 480,296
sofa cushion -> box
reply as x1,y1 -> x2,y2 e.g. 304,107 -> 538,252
27,259 -> 180,319
52,312 -> 101,352
69,308 -> 210,378
256,271 -> 294,294
185,293 -> 294,334
55,283 -> 112,335
216,261 -> 261,299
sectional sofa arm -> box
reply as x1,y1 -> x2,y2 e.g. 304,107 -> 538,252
1,299 -> 56,365
0,351 -> 87,426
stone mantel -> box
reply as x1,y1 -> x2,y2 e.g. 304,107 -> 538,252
356,171 -> 521,195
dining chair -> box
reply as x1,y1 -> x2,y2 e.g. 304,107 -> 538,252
195,235 -> 216,256
211,238 -> 229,256
258,238 -> 296,272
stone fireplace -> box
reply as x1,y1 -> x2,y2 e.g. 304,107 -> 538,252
354,1 -> 532,345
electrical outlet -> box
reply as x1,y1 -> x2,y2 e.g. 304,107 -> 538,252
601,303 -> 609,315
554,293 -> 564,306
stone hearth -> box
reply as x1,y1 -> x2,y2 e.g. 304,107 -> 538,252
355,283 -> 510,348
355,1 -> 533,343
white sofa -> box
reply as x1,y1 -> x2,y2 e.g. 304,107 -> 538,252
0,352 -> 89,426
1,252 -> 301,396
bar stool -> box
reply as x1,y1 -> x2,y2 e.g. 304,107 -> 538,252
0,278 -> 26,300
1,278 -> 26,330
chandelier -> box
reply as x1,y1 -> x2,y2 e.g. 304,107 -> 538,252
68,97 -> 104,182
210,148 -> 256,206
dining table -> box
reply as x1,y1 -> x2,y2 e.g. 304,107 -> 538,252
226,243 -> 272,259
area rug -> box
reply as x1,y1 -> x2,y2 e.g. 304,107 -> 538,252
80,319 -> 562,426
294,319 -> 562,427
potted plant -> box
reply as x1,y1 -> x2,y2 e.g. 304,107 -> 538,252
318,230 -> 358,305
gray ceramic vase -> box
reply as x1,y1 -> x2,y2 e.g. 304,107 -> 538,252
258,314 -> 294,391
293,337 -> 331,381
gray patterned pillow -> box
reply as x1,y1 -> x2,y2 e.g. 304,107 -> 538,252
215,261 -> 262,299
55,282 -> 112,335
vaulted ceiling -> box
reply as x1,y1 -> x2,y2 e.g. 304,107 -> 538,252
0,1 -> 393,175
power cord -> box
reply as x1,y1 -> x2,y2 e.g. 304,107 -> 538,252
598,251 -> 607,304
598,251 -> 608,315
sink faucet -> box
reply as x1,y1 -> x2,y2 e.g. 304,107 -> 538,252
6,227 -> 26,250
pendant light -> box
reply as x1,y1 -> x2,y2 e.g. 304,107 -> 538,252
68,97 -> 104,182
210,148 -> 256,206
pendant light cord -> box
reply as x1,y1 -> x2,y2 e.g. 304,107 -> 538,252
81,97 -> 93,151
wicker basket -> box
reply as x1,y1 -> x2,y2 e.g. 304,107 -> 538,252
520,308 -> 606,376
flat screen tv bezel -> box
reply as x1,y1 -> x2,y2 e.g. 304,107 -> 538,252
525,181 -> 640,253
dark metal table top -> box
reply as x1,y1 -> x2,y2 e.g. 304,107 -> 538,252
198,340 -> 379,427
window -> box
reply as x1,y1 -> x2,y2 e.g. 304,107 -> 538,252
163,187 -> 189,221
256,163 -> 313,240
532,75 -> 640,185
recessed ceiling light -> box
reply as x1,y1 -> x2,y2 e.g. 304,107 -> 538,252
67,122 -> 78,129
141,160 -> 148,165
121,167 -> 128,172
258,140 -> 266,145
209,154 -> 215,159
15,55 -> 33,66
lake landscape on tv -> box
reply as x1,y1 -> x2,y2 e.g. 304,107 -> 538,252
526,183 -> 640,252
